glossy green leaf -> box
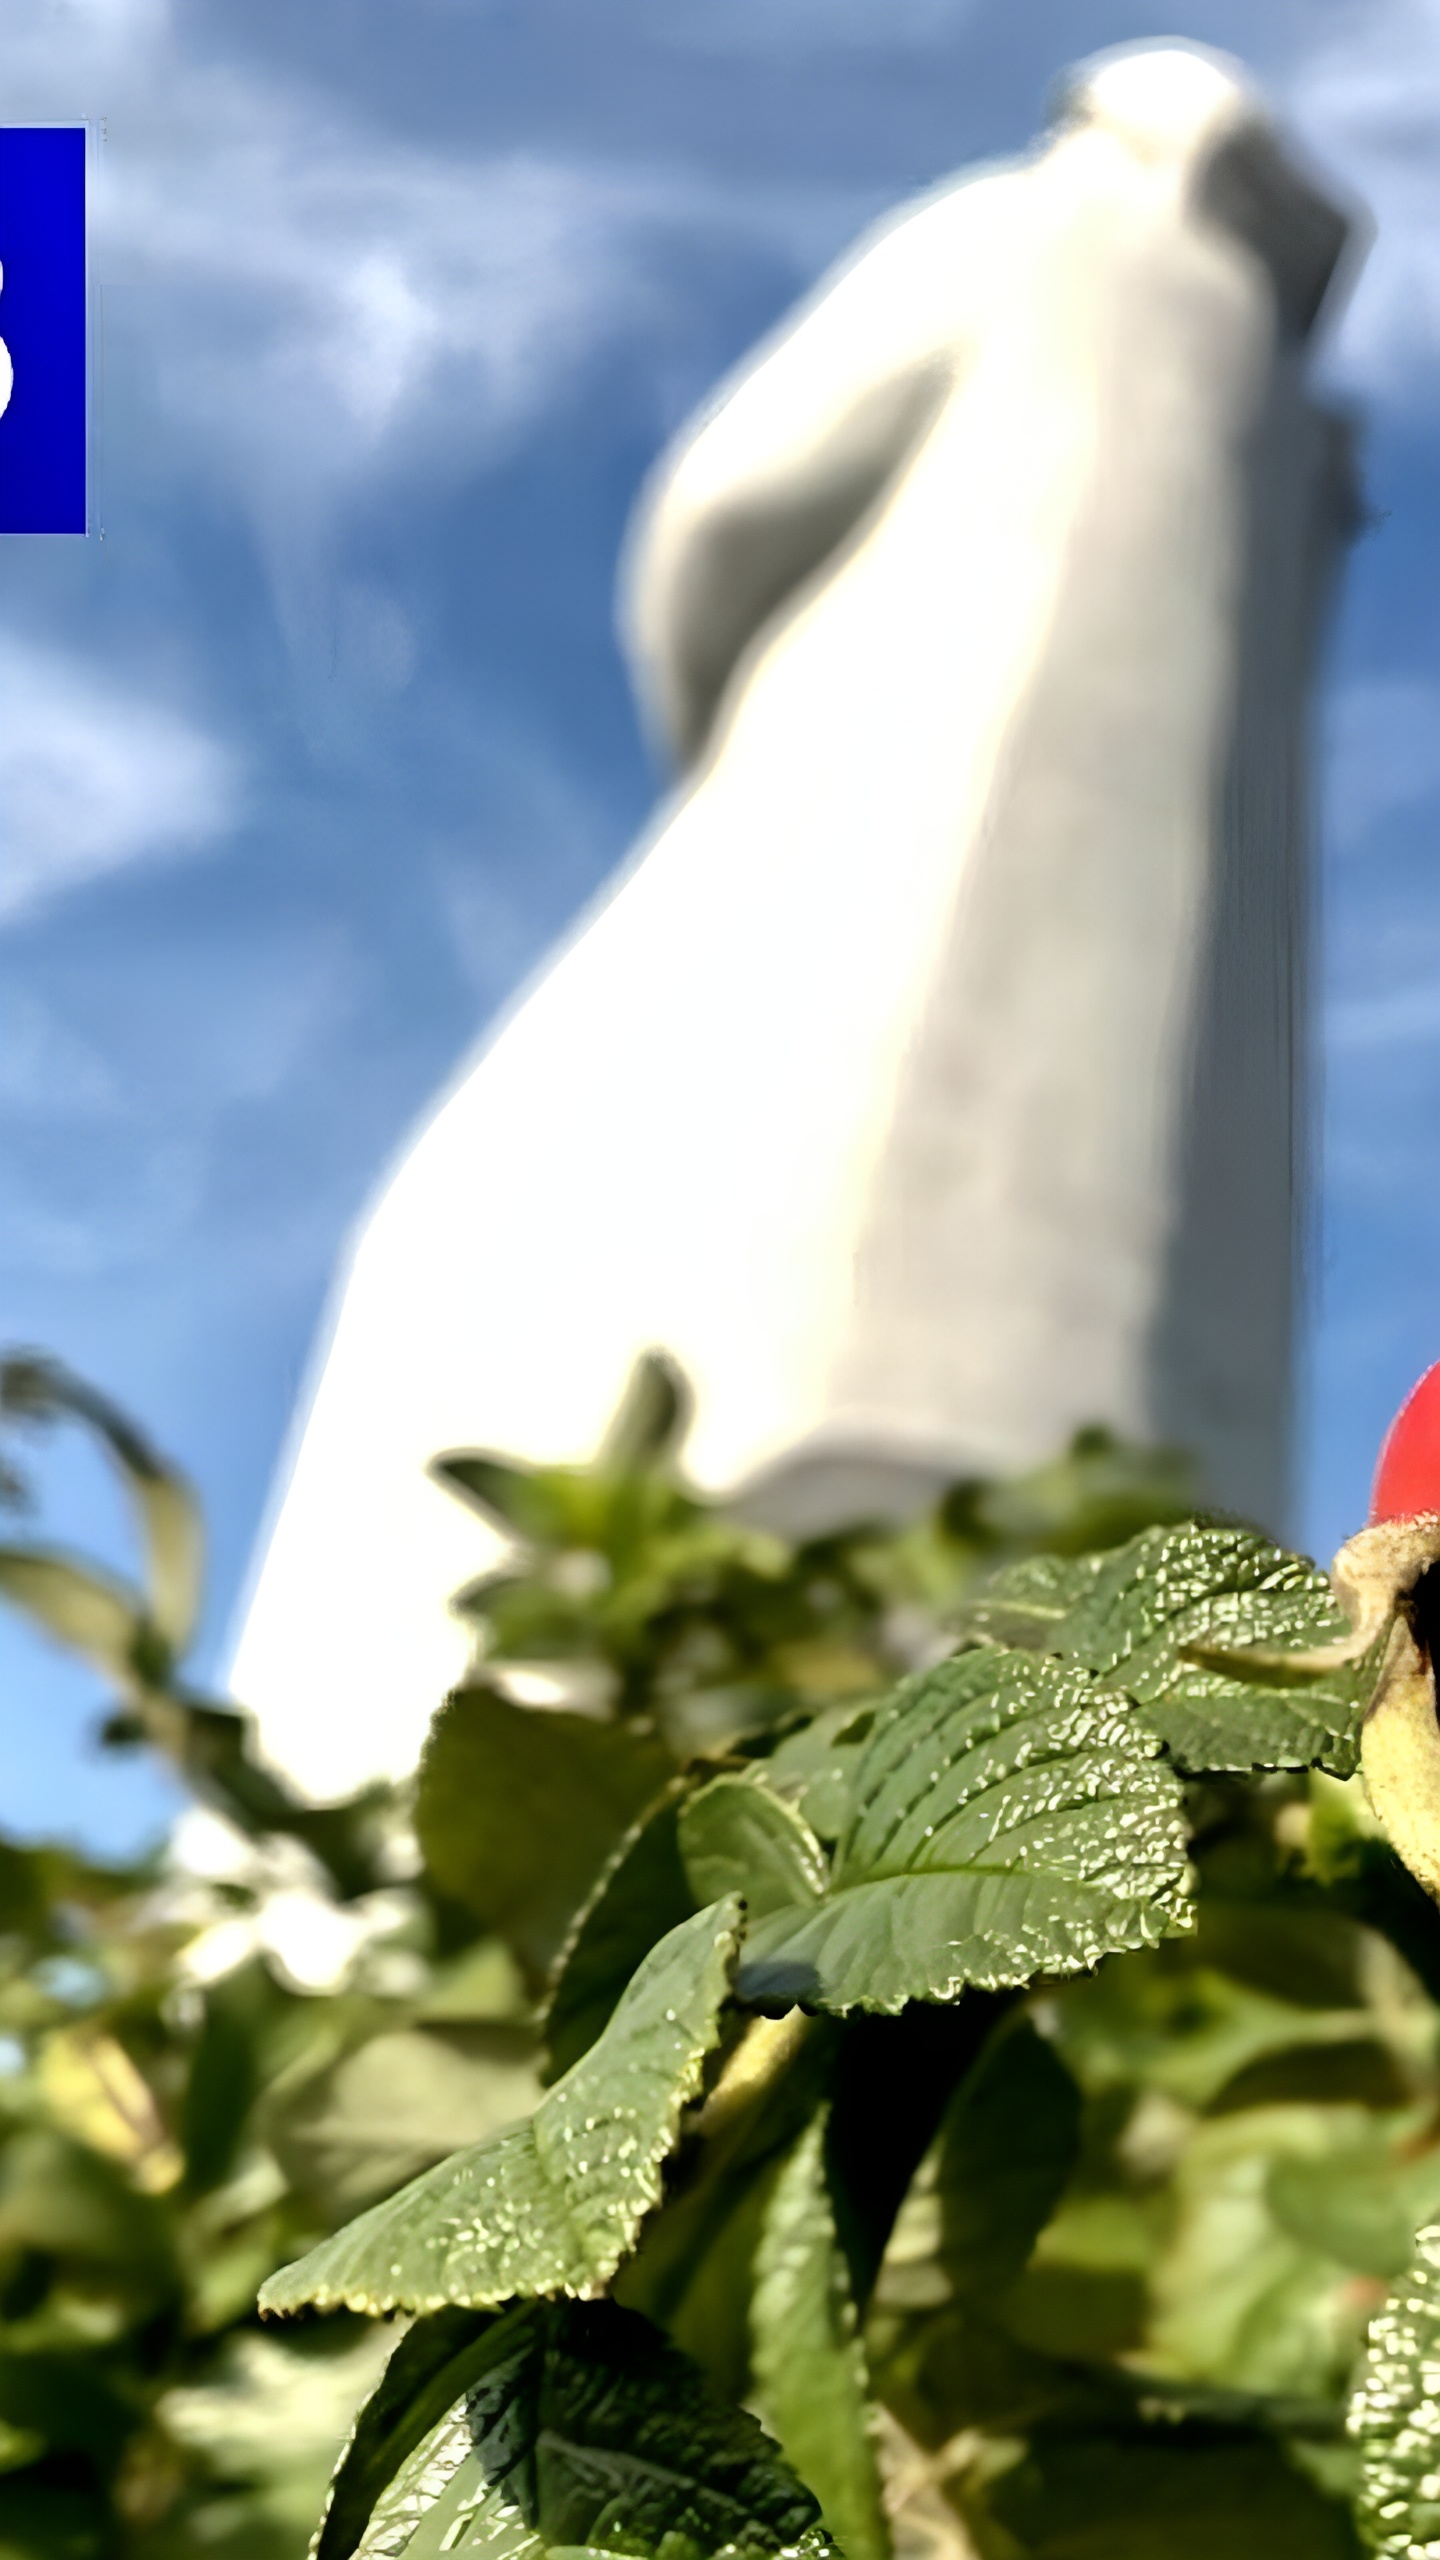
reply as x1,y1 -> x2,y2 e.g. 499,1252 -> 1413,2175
750,2108 -> 888,2560
739,1651 -> 1190,2013
963,1523 -> 1371,1775
679,1776 -> 828,1920
314,2307 -> 501,2560
350,2299 -> 831,2560
542,1780 -> 696,2082
416,1687 -> 672,1976
1350,2221 -> 1440,2559
260,1898 -> 743,2316
936,2019 -> 1081,2298
1058,1523 -> 1374,1774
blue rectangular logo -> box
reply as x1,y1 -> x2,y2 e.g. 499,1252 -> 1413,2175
0,128 -> 87,535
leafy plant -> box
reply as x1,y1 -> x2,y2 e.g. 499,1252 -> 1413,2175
7,1349 -> 1440,2560
255,1359 -> 1440,2560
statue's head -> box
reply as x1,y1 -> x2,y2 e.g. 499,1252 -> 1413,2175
1052,41 -> 1356,342
1053,42 -> 1262,165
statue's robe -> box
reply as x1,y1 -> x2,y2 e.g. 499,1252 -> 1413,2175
229,46 -> 1358,1794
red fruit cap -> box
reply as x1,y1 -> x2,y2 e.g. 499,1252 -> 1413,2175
1371,1361 -> 1440,1523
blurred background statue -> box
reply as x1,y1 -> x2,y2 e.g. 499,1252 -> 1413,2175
230,41 -> 1359,1796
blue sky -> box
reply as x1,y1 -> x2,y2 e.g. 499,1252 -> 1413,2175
1,0 -> 1437,1854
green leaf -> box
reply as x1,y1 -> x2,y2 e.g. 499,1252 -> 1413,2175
980,2426 -> 1362,2560
0,2476 -> 113,2560
259,1898 -> 744,2317
416,1688 -> 672,1977
0,1547 -> 143,1687
680,1776 -> 828,1920
0,2129 -> 178,2302
750,2108 -> 889,2560
180,1957 -> 273,2196
594,1351 -> 693,1474
1350,2222 -> 1440,2559
966,1524 -> 1371,1775
952,1552 -> 1105,1651
1147,2103 -> 1424,2399
543,1781 -> 697,2082
0,1353 -> 203,1652
267,2025 -> 546,2220
349,2299 -> 831,2560
314,2307 -> 502,2560
738,1651 -> 1190,2014
430,1452 -> 580,1546
935,2019 -> 1081,2298
0,2348 -> 135,2465
762,1703 -> 877,1844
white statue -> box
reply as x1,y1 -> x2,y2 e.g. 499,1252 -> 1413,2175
229,42 -> 1358,1797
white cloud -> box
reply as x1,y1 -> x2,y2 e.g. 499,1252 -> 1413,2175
0,636 -> 240,922
1282,0 -> 1440,405
3,1 -> 867,473
99,107 -> 859,489
1327,978 -> 1440,1051
0,992 -> 122,1112
0,7 -> 863,665
1324,675 -> 1440,849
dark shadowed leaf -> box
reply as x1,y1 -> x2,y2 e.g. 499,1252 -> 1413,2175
416,1687 -> 672,1977
980,2425 -> 1362,2559
936,2018 -> 1082,2298
180,1957 -> 274,2196
751,2107 -> 888,2560
542,1779 -> 697,2082
0,2475 -> 112,2560
739,1651 -> 1190,2013
260,1899 -> 743,2317
680,1775 -> 828,1919
350,2299 -> 831,2560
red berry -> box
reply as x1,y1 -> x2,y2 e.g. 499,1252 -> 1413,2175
1371,1362 -> 1440,1523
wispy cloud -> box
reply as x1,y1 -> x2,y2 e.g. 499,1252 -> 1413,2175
1283,0 -> 1440,407
1327,978 -> 1440,1052
0,636 -> 240,924
1324,674 -> 1440,850
5,14 -> 863,663
0,991 -> 123,1113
